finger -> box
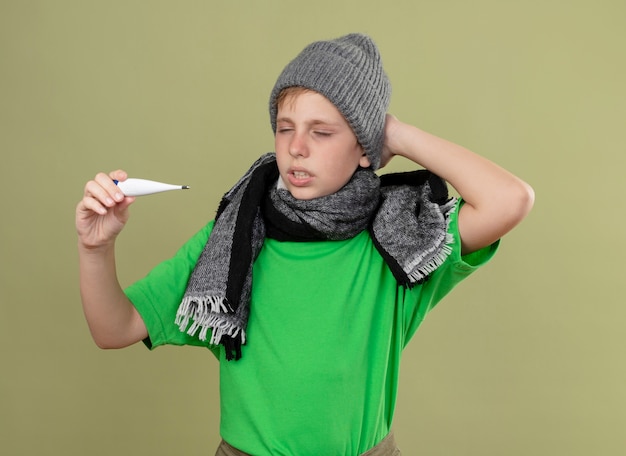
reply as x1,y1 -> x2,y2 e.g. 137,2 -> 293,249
84,179 -> 115,207
77,194 -> 108,216
108,170 -> 133,202
93,172 -> 125,203
114,195 -> 136,214
108,169 -> 128,183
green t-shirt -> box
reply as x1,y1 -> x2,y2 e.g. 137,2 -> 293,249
125,199 -> 498,455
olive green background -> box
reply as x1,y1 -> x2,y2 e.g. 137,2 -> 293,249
1,1 -> 624,455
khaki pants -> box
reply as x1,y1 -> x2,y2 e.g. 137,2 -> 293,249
215,432 -> 401,456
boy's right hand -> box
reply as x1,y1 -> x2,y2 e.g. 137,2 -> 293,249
76,170 -> 135,250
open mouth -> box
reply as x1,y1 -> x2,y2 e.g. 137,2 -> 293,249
292,171 -> 310,179
287,168 -> 314,187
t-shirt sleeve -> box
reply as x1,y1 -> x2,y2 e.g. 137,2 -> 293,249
401,199 -> 499,344
124,221 -> 219,354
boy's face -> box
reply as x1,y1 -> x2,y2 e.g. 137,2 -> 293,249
275,90 -> 370,200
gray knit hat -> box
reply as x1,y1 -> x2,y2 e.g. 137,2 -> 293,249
269,33 -> 391,170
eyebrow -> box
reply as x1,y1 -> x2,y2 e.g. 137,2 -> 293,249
276,117 -> 342,127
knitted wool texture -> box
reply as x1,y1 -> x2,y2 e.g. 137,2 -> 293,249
269,33 -> 391,170
176,154 -> 455,361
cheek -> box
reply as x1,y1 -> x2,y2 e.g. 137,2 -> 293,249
274,134 -> 284,150
332,157 -> 361,184
274,136 -> 290,161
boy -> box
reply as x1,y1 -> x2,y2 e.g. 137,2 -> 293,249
76,33 -> 534,455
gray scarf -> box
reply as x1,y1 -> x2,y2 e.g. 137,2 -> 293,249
175,153 -> 456,360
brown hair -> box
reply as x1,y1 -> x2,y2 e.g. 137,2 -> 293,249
273,86 -> 314,111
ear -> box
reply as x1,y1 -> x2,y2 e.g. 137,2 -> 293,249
359,153 -> 371,168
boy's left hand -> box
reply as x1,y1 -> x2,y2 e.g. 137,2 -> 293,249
380,114 -> 402,168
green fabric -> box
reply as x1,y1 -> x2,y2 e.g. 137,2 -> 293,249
125,199 -> 498,455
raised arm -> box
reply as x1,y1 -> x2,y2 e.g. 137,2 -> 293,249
76,170 -> 148,348
381,115 -> 534,255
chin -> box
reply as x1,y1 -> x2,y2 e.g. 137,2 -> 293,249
287,187 -> 330,201
288,190 -> 317,201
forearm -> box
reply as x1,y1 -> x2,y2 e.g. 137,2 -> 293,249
78,243 -> 147,348
385,118 -> 534,253
392,124 -> 528,204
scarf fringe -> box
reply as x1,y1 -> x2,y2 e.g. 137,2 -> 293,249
175,296 -> 245,345
406,232 -> 455,283
405,198 -> 457,283
178,155 -> 457,360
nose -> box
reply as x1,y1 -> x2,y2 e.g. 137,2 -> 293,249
289,131 -> 309,158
